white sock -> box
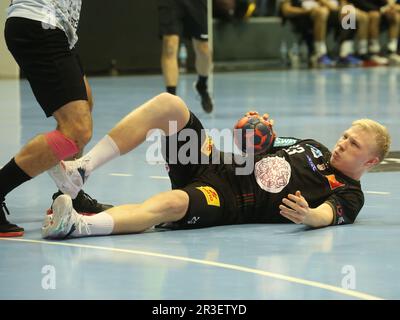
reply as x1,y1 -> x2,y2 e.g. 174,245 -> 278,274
72,211 -> 114,237
340,40 -> 354,58
81,135 -> 120,174
369,39 -> 380,54
314,41 -> 327,57
387,38 -> 398,53
358,39 -> 368,55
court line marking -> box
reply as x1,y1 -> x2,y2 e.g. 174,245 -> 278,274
0,237 -> 383,300
109,173 -> 133,177
149,176 -> 170,180
365,191 -> 391,195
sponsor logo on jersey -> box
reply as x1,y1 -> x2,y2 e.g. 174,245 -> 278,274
200,135 -> 213,157
196,186 -> 220,207
273,137 -> 298,148
325,174 -> 345,190
254,156 -> 291,193
317,163 -> 328,171
307,144 -> 323,158
306,155 -> 317,172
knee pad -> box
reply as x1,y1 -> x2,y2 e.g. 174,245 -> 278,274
45,130 -> 79,160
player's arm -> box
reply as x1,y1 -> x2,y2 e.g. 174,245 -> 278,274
279,191 -> 334,228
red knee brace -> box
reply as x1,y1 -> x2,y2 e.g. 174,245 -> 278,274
45,130 -> 79,160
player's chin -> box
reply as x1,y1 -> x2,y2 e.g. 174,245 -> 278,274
330,155 -> 341,168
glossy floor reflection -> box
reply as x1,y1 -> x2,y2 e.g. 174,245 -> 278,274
1,67 -> 399,299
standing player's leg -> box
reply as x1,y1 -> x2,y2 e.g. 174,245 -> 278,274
187,0 -> 214,113
158,0 -> 182,95
192,38 -> 213,113
1,18 -> 96,236
50,74 -> 113,214
161,35 -> 180,95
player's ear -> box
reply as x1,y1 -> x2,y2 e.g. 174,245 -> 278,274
365,156 -> 380,169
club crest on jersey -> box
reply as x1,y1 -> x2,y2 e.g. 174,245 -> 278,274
254,156 -> 291,193
325,174 -> 345,190
307,144 -> 323,158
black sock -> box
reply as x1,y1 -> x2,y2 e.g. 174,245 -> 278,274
0,158 -> 32,201
196,76 -> 208,90
166,86 -> 177,95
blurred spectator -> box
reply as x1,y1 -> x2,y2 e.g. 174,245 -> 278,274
279,0 -> 337,67
348,0 -> 400,65
323,0 -> 368,67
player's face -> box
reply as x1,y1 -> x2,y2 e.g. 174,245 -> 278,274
330,126 -> 379,180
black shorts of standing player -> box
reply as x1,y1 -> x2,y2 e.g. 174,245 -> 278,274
157,0 -> 208,41
160,112 -> 239,229
4,17 -> 87,117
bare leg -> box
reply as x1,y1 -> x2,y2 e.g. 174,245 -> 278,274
14,100 -> 92,177
192,39 -> 212,77
311,6 -> 329,42
106,190 -> 189,234
161,35 -> 180,87
108,93 -> 190,155
62,76 -> 94,160
385,10 -> 400,40
368,11 -> 380,42
356,9 -> 369,41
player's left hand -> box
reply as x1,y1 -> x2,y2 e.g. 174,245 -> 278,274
279,191 -> 311,224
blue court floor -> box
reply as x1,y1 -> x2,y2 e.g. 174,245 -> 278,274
0,67 -> 399,300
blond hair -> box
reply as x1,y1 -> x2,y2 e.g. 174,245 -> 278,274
352,119 -> 391,162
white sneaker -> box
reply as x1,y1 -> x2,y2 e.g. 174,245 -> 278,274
42,195 -> 90,239
370,54 -> 389,65
48,158 -> 90,199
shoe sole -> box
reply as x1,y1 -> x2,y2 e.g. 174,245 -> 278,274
48,162 -> 80,198
0,231 -> 24,237
44,195 -> 74,239
47,208 -> 95,216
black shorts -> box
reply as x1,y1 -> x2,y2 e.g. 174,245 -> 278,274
160,112 -> 238,229
4,17 -> 87,117
157,0 -> 208,41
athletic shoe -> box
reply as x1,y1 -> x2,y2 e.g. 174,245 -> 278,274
0,202 -> 24,237
310,54 -> 336,68
369,54 -> 389,66
48,158 -> 90,199
42,195 -> 89,239
337,55 -> 363,67
357,54 -> 379,67
194,82 -> 213,113
51,190 -> 113,215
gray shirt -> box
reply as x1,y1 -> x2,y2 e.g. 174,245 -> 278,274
7,0 -> 82,49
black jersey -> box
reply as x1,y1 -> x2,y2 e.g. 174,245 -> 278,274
205,138 -> 364,226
